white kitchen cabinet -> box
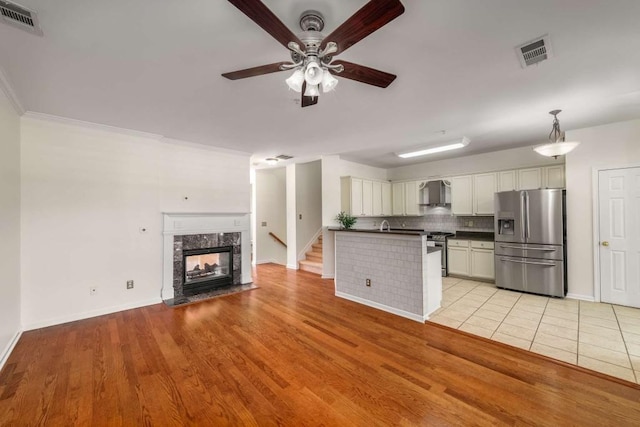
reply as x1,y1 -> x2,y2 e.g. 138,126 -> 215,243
448,239 -> 470,276
404,181 -> 421,216
381,182 -> 392,216
391,181 -> 422,216
362,179 -> 373,216
449,239 -> 494,280
498,170 -> 517,191
518,168 -> 543,190
372,181 -> 382,216
470,241 -> 495,280
451,176 -> 473,215
452,174 -> 495,216
473,173 -> 497,215
543,165 -> 565,188
342,177 -> 392,217
392,182 -> 405,215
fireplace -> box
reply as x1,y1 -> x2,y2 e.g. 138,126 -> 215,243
183,246 -> 233,296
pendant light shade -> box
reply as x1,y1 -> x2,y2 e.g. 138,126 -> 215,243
304,61 -> 324,86
533,110 -> 580,158
285,69 -> 304,93
321,71 -> 338,93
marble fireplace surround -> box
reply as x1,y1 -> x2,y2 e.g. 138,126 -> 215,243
162,213 -> 252,300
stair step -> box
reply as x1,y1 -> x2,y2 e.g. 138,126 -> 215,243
305,251 -> 322,262
312,243 -> 322,251
299,260 -> 323,275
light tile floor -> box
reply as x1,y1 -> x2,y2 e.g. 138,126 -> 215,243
428,277 -> 640,383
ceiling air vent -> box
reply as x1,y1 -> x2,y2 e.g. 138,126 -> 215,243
0,0 -> 42,35
275,154 -> 294,160
516,34 -> 552,68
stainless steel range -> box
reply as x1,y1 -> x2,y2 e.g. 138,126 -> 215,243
426,231 -> 455,276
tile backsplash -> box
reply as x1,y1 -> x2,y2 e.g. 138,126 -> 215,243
353,211 -> 494,233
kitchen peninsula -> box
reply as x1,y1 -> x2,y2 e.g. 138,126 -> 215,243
332,229 -> 442,322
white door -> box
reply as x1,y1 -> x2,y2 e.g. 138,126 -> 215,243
599,167 -> 640,307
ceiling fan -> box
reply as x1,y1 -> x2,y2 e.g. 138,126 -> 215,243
221,0 -> 405,107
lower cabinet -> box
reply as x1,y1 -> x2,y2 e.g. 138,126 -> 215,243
448,239 -> 495,281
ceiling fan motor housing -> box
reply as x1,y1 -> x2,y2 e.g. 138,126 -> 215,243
299,11 -> 324,32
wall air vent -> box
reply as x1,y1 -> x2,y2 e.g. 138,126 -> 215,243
275,154 -> 294,160
516,34 -> 552,68
0,0 -> 42,35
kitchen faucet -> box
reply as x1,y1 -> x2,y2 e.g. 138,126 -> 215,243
379,220 -> 390,232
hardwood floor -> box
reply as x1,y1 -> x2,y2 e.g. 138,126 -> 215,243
2,264 -> 640,426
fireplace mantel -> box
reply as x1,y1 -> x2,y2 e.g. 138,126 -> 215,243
162,213 -> 251,300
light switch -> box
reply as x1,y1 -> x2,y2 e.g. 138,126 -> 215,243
261,221 -> 267,227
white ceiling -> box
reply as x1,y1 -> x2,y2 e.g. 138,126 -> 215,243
1,0 -> 639,168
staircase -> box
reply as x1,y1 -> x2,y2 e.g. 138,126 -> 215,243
299,234 -> 323,275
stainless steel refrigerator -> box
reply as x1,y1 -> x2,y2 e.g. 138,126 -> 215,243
494,189 -> 567,297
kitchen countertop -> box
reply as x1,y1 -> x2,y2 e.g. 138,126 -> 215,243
451,231 -> 495,241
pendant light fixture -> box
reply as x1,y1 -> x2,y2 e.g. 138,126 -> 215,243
533,110 -> 580,158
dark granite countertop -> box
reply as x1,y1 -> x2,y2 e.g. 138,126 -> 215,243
451,231 -> 495,241
426,247 -> 442,254
328,227 -> 427,236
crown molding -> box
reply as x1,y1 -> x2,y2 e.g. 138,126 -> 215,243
22,111 -> 164,140
160,137 -> 251,157
0,67 -> 25,115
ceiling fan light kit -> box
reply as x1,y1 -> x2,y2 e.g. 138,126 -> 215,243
533,109 -> 580,158
397,137 -> 471,159
223,0 -> 405,107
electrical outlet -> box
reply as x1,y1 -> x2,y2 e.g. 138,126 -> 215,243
299,214 -> 302,220
365,278 -> 371,287
261,221 -> 267,227
126,280 -> 134,289
89,286 -> 97,296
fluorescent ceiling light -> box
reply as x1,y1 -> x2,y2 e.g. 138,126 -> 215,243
397,137 -> 470,159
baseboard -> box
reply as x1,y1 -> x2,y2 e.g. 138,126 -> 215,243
321,273 -> 335,279
255,259 -> 277,265
22,297 -> 162,331
286,263 -> 298,270
335,292 -> 426,323
0,330 -> 23,372
566,293 -> 596,302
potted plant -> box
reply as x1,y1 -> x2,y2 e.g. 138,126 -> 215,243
335,211 -> 357,229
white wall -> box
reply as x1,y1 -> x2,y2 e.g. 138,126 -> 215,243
388,145 -> 563,181
295,160 -> 322,258
254,168 -> 287,265
0,86 -> 21,366
565,119 -> 640,300
20,116 -> 250,329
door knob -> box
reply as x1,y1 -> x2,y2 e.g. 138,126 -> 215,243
602,241 -> 609,247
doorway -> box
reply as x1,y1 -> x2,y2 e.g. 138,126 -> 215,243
597,166 -> 640,307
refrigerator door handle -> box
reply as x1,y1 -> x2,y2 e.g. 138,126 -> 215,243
520,191 -> 526,241
499,244 -> 556,251
524,191 -> 530,239
499,257 -> 556,267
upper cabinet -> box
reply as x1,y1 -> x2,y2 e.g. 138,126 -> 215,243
473,173 -> 498,215
451,176 -> 473,215
391,180 -> 422,216
451,174 -> 496,216
543,165 -> 565,188
341,176 -> 392,217
518,168 -> 543,190
508,165 -> 565,191
498,170 -> 517,191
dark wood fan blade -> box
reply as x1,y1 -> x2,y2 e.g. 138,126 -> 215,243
331,60 -> 396,88
320,0 -> 404,55
222,62 -> 288,80
301,82 -> 318,108
228,0 -> 303,49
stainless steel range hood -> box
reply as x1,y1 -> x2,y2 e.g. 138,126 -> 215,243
421,180 -> 451,206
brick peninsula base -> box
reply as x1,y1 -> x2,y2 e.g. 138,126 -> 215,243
334,230 -> 442,322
